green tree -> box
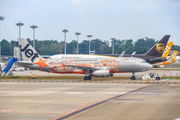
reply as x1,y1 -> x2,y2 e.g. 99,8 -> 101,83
79,40 -> 89,54
1,39 -> 10,55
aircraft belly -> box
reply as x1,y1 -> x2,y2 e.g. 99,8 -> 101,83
118,65 -> 132,72
49,65 -> 74,73
118,64 -> 141,72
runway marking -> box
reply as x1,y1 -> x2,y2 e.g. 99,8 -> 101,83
115,99 -> 143,101
40,106 -> 61,108
0,80 -> 180,84
103,92 -> 126,94
65,92 -> 84,94
59,100 -> 79,101
0,110 -> 14,113
51,84 -> 152,120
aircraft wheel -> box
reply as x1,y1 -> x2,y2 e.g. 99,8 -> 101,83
130,76 -> 136,80
84,76 -> 88,80
84,76 -> 92,80
155,76 -> 161,80
88,76 -> 92,80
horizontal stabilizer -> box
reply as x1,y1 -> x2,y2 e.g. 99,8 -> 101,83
16,61 -> 34,66
150,57 -> 166,61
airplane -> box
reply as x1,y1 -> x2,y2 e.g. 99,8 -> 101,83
176,56 -> 180,62
16,38 -> 153,80
153,50 -> 178,67
49,35 -> 170,64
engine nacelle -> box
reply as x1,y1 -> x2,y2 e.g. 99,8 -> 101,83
92,70 -> 110,77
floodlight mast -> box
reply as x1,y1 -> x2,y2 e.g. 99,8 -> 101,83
15,21 -> 24,38
30,24 -> 38,50
87,35 -> 92,54
75,32 -> 81,54
0,16 -> 4,20
62,29 -> 68,54
0,16 -> 5,63
111,38 -> 115,55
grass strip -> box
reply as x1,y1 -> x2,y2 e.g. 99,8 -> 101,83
162,76 -> 180,79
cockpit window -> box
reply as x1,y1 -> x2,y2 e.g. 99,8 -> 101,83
140,60 -> 147,63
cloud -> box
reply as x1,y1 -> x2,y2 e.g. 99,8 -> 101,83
72,0 -> 83,5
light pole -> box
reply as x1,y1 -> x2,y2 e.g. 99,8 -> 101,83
30,24 -> 38,50
62,29 -> 68,54
15,21 -> 24,38
0,16 -> 5,63
16,21 -> 24,61
75,32 -> 81,54
111,38 -> 115,55
87,35 -> 92,54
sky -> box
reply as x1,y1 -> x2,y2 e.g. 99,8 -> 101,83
0,0 -> 180,45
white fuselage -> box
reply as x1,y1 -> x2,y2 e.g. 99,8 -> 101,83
49,54 -> 116,59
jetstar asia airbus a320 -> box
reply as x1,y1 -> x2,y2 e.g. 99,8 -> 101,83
16,38 -> 152,80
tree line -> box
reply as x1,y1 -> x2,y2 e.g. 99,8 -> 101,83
1,37 -> 180,56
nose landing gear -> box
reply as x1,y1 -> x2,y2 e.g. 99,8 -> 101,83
84,76 -> 92,80
130,72 -> 136,80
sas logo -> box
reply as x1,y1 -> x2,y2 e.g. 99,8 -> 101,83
156,43 -> 165,53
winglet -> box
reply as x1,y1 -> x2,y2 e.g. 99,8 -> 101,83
119,51 -> 125,57
131,51 -> 136,55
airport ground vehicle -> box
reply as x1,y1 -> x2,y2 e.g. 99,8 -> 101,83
13,67 -> 25,71
149,73 -> 161,80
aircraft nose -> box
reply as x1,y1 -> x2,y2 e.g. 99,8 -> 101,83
147,64 -> 153,70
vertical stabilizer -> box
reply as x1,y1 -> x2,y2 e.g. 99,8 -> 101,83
145,35 -> 170,57
169,51 -> 178,61
162,41 -> 173,57
18,38 -> 41,62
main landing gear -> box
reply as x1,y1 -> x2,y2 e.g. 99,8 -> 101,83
84,76 -> 92,80
130,72 -> 136,80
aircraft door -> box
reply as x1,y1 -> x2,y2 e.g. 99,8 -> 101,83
131,59 -> 136,67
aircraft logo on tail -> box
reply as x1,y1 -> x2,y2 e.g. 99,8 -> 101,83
162,41 -> 173,57
20,43 -> 39,62
156,43 -> 165,53
170,50 -> 178,61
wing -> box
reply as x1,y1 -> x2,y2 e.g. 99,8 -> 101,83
65,64 -> 96,71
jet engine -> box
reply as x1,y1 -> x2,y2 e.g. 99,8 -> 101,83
92,70 -> 110,77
